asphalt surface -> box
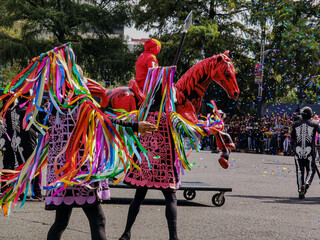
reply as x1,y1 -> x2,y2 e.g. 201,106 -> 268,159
1,151 -> 320,240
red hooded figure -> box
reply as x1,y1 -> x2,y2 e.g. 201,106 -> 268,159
135,38 -> 161,91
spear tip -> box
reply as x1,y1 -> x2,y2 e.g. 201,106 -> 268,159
183,11 -> 193,32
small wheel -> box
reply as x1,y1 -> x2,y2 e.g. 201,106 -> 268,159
212,193 -> 225,207
183,189 -> 196,200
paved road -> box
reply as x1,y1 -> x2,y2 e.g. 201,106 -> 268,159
1,151 -> 320,240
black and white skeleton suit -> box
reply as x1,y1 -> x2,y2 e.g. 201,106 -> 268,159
291,109 -> 320,193
1,96 -> 43,197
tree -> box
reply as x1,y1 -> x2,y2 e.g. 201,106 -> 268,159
0,60 -> 21,89
133,0 -> 320,116
243,0 -> 320,106
133,0 -> 260,116
0,0 -> 135,86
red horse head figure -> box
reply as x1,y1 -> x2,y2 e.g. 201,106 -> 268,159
210,51 -> 239,99
174,51 -> 239,123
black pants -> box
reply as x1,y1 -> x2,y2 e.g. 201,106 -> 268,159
47,204 -> 107,240
211,136 -> 217,151
294,155 -> 316,192
31,175 -> 42,196
120,188 -> 178,240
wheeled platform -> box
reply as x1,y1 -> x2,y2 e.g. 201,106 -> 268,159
108,181 -> 232,207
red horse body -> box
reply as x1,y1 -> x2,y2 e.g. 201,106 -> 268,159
87,51 -> 240,168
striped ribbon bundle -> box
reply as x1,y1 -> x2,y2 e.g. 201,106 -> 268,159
0,43 -> 145,215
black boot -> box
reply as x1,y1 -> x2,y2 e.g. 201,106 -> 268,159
299,185 -> 306,199
168,220 -> 179,240
119,232 -> 131,240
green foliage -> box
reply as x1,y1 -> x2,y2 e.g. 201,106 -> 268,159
261,0 -> 320,104
0,60 -> 22,89
0,0 -> 135,86
1,0 -> 320,116
133,0 -> 320,116
134,0 -> 258,115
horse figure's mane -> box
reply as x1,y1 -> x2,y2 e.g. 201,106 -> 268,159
175,56 -> 216,96
174,55 -> 219,112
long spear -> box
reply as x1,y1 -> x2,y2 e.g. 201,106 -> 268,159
172,11 -> 193,66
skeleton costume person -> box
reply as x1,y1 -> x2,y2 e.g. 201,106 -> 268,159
1,94 -> 43,199
0,95 -> 12,169
291,107 -> 320,199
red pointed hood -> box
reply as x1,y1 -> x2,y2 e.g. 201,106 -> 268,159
144,38 -> 161,55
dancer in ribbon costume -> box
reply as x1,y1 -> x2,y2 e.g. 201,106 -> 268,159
119,66 -> 229,240
291,106 -> 320,199
46,65 -> 156,239
46,106 -> 155,240
0,43 -> 157,240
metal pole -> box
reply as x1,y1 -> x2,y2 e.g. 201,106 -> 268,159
258,43 -> 265,98
172,11 -> 193,66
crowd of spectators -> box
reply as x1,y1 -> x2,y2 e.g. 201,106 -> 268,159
225,113 -> 296,155
201,111 -> 311,156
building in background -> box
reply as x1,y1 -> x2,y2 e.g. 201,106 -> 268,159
126,38 -> 148,52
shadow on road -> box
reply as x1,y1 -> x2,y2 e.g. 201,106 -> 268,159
104,197 -> 212,207
229,194 -> 320,204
